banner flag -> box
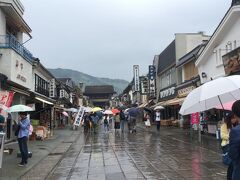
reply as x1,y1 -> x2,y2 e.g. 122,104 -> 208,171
74,106 -> 85,126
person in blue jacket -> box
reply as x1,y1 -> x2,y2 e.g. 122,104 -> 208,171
17,111 -> 30,167
229,100 -> 240,180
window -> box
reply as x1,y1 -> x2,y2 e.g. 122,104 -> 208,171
160,67 -> 176,89
35,74 -> 49,97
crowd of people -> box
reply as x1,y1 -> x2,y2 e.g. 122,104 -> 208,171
79,108 -> 138,134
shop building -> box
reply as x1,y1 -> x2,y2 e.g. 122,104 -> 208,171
28,58 -> 56,137
196,2 -> 240,84
0,0 -> 33,140
195,1 -> 240,134
176,42 -> 208,128
155,33 -> 210,124
121,82 -> 133,107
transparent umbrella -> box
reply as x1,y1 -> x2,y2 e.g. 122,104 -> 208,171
7,105 -> 34,113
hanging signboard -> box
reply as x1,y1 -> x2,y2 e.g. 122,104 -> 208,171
0,91 -> 14,107
74,106 -> 85,126
133,65 -> 140,92
148,65 -> 156,99
159,84 -> 176,101
0,133 -> 5,168
223,47 -> 240,75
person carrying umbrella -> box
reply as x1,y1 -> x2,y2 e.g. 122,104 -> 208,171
103,114 -> 109,133
17,111 -> 30,167
128,106 -> 139,133
120,109 -> 126,133
155,109 -> 161,131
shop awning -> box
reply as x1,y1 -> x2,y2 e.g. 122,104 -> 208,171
138,102 -> 148,108
151,97 -> 185,108
35,97 -> 54,105
138,100 -> 155,108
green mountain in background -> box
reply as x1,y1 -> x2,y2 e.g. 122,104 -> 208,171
48,68 -> 129,94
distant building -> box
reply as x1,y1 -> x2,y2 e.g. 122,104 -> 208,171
84,85 -> 115,108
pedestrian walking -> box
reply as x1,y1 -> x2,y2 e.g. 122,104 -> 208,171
229,100 -> 240,180
120,110 -> 126,132
90,113 -> 99,134
103,114 -> 109,133
114,113 -> 121,133
144,112 -> 151,130
155,110 -> 161,131
220,111 -> 237,180
17,112 -> 30,167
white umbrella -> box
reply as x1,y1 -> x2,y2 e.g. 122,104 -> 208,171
154,106 -> 164,111
84,107 -> 92,113
179,75 -> 240,115
103,110 -> 113,115
7,105 -> 34,113
66,108 -> 78,112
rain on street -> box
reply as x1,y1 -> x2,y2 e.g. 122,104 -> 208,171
45,125 -> 226,180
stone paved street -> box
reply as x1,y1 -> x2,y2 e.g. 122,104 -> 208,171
44,124 -> 227,180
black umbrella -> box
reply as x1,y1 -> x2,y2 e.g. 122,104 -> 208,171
143,107 -> 153,113
119,105 -> 128,110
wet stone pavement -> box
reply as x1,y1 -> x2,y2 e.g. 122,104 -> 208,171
46,126 -> 227,180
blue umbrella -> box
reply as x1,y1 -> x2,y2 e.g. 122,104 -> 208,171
128,107 -> 139,117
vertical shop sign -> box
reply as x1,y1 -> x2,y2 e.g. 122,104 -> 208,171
0,91 -> 14,107
148,65 -> 156,98
133,65 -> 140,92
74,106 -> 85,126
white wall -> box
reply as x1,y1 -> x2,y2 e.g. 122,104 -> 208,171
0,9 -> 6,37
0,49 -> 32,89
197,14 -> 240,83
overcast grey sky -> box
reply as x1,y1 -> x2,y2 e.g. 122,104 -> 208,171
21,0 -> 230,81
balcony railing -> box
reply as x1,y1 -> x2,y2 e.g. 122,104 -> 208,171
0,34 -> 33,62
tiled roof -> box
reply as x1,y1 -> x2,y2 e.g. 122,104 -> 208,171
84,85 -> 114,94
157,40 -> 176,74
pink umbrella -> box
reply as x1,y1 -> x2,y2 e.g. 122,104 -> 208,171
215,101 -> 235,111
62,111 -> 69,117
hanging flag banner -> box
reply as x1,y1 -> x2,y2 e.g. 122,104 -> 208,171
74,106 -> 85,126
0,91 -> 14,107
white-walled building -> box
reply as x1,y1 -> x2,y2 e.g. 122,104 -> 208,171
0,0 -> 33,139
196,3 -> 240,83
